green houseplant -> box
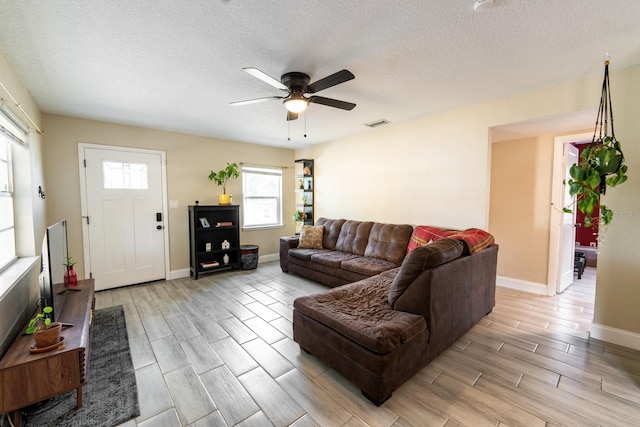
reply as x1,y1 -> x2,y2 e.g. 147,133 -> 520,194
293,210 -> 306,234
208,162 -> 239,205
26,305 -> 62,348
564,136 -> 627,227
563,60 -> 628,229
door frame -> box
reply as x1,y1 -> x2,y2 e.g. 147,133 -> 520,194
77,143 -> 170,282
547,132 -> 591,296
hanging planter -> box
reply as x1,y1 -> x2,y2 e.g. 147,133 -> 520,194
564,60 -> 628,227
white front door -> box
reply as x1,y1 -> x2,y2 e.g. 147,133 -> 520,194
558,143 -> 579,293
80,145 -> 167,291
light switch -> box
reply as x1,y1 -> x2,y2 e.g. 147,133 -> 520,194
169,200 -> 179,209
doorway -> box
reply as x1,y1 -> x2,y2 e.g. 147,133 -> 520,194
548,132 -> 594,296
78,144 -> 169,291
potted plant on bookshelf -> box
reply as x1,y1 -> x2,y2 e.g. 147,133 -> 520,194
208,162 -> 239,205
293,210 -> 306,234
25,306 -> 62,349
63,252 -> 78,288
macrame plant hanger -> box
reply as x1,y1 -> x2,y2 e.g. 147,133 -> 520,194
590,58 -> 624,194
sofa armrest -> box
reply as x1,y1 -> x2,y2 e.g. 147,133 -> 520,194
388,239 -> 464,307
391,244 -> 498,358
279,235 -> 300,272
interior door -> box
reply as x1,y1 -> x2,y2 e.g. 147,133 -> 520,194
82,146 -> 166,291
558,143 -> 579,293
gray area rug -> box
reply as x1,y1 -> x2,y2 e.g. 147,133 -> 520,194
25,305 -> 139,426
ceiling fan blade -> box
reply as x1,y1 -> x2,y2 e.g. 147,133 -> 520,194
230,96 -> 283,106
306,69 -> 355,94
287,111 -> 299,121
309,96 -> 356,111
243,67 -> 288,91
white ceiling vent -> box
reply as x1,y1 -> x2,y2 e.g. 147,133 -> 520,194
365,119 -> 391,128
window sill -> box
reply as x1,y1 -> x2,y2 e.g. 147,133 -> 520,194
0,257 -> 39,300
242,224 -> 285,232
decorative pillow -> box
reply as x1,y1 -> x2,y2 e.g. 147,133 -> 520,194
298,225 -> 324,249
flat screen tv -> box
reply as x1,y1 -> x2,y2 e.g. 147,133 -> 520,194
40,219 -> 70,323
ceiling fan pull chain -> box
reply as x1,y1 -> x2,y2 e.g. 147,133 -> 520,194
304,111 -> 307,138
287,120 -> 290,141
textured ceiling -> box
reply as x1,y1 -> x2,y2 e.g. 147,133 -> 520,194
0,1 -> 639,148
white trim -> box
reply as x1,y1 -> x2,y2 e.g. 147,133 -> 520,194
77,143 -> 170,282
591,323 -> 640,351
169,268 -> 190,280
258,253 -> 278,263
497,275 -> 547,295
547,132 -> 591,296
0,256 -> 39,300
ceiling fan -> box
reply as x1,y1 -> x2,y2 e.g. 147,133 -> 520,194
230,68 -> 356,121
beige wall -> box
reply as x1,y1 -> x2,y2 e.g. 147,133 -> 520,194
297,65 -> 640,338
41,115 -> 296,278
592,66 -> 640,334
489,136 -> 554,285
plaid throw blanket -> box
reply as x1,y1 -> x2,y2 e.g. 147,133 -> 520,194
407,225 -> 494,255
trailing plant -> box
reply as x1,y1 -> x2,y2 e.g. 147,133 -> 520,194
208,162 -> 239,194
25,306 -> 54,334
563,60 -> 628,228
564,136 -> 627,227
293,210 -> 305,221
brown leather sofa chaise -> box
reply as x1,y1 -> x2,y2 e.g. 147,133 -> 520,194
280,219 -> 498,406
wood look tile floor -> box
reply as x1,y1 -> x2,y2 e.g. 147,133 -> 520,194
93,264 -> 640,427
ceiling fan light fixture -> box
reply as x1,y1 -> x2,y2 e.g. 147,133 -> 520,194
284,94 -> 309,113
473,0 -> 493,11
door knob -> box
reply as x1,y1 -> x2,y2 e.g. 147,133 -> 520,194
157,225 -> 163,230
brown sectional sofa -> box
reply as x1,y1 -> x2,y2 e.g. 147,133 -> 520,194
280,218 -> 498,406
279,218 -> 414,287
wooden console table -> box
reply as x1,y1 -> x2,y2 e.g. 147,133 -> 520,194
0,279 -> 95,424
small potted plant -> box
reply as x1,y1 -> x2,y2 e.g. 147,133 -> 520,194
208,162 -> 239,205
26,306 -> 62,349
63,252 -> 78,288
293,210 -> 306,234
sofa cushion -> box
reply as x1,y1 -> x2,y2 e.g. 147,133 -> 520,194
310,251 -> 360,268
288,248 -> 326,261
316,218 -> 347,250
388,239 -> 464,307
341,256 -> 399,277
294,274 -> 427,354
298,225 -> 324,249
364,223 -> 413,264
335,220 -> 374,255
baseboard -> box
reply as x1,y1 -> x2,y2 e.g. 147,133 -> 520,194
258,253 -> 278,263
169,268 -> 190,280
591,323 -> 640,351
496,275 -> 547,295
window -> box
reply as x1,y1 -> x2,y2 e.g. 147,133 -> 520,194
242,165 -> 283,229
0,107 -> 27,271
102,161 -> 149,189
